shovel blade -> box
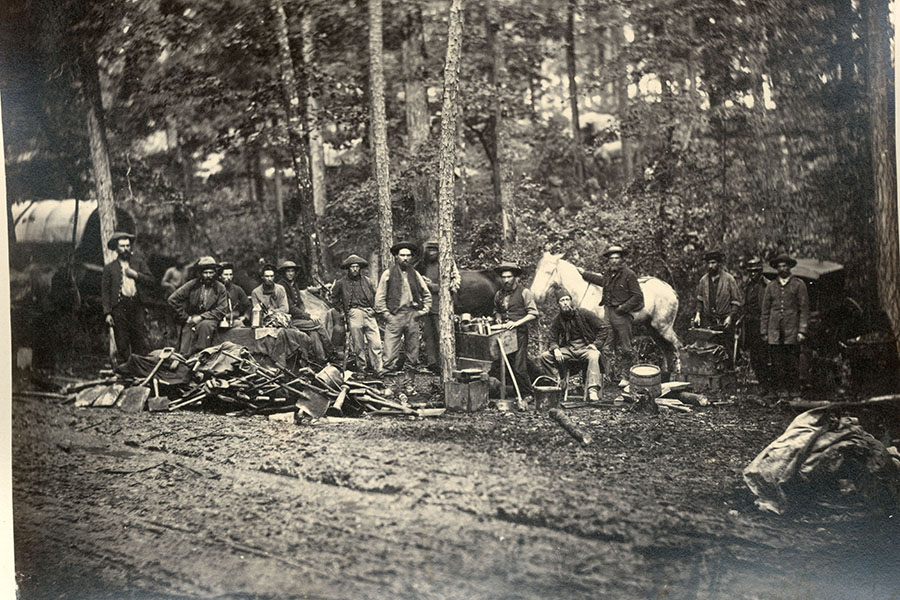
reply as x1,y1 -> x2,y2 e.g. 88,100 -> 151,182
119,387 -> 150,413
92,384 -> 124,407
148,396 -> 170,412
75,386 -> 107,407
296,390 -> 329,418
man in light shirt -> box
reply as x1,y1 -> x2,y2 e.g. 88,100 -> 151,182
101,231 -> 154,362
375,241 -> 432,373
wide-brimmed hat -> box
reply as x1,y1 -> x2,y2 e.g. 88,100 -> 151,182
106,231 -> 135,250
744,257 -> 763,271
341,254 -> 369,269
603,245 -> 628,258
494,261 -> 522,276
277,259 -> 299,271
390,240 -> 418,255
196,256 -> 218,270
769,253 -> 797,269
704,250 -> 725,262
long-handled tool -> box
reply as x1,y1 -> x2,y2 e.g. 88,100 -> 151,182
120,348 -> 174,412
108,324 -> 118,369
496,338 -> 524,410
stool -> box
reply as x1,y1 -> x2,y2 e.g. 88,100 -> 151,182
560,362 -> 590,403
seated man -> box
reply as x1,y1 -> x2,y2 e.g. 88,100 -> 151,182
539,288 -> 613,402
219,261 -> 251,327
251,264 -> 291,323
277,259 -> 334,362
167,256 -> 228,356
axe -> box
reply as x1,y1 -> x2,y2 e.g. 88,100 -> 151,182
108,324 -> 118,369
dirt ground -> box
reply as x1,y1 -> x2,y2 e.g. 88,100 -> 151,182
12,377 -> 900,600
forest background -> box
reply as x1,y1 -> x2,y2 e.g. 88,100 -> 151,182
2,0 -> 897,353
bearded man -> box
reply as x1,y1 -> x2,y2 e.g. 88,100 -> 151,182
493,261 -> 539,395
167,256 -> 228,356
276,259 -> 333,361
101,231 -> 154,361
251,264 -> 290,319
692,250 -> 742,331
761,254 -> 809,402
218,261 -> 251,327
539,288 -> 612,402
375,241 -> 432,373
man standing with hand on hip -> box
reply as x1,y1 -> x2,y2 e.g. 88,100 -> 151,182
101,231 -> 154,362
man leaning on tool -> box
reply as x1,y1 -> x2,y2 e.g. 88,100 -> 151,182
539,287 -> 613,402
101,231 -> 155,362
493,261 -> 539,396
167,256 -> 228,356
578,245 -> 643,378
375,241 -> 432,373
332,254 -> 383,375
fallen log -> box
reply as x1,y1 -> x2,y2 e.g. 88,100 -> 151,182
12,390 -> 68,400
548,408 -> 592,445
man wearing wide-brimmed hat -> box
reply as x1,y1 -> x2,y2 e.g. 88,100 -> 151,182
761,253 -> 809,402
375,240 -> 432,373
539,287 -> 612,402
167,256 -> 229,355
101,231 -> 155,362
493,261 -> 539,395
277,259 -> 334,362
416,240 -> 461,373
218,261 -> 251,327
741,257 -> 771,396
332,254 -> 383,375
579,244 -> 644,377
692,250 -> 742,331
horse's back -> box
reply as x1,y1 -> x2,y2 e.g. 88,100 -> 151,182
635,276 -> 679,326
456,270 -> 499,317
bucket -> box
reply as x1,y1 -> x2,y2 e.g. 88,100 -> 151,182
532,375 -> 563,411
629,364 -> 662,399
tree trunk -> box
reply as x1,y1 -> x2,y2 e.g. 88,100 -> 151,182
616,12 -> 633,180
253,147 -> 266,207
1,91 -> 11,244
79,51 -> 118,265
165,117 -> 193,257
565,0 -> 585,192
485,0 -> 515,248
369,0 -> 393,268
270,0 -> 323,282
302,10 -> 327,219
272,156 -> 286,260
866,0 -> 900,360
436,0 -> 464,382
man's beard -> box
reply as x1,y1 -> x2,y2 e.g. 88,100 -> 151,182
262,281 -> 274,290
119,250 -> 132,260
560,307 -> 575,317
201,276 -> 215,285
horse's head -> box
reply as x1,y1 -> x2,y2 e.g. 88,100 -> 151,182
530,252 -> 563,301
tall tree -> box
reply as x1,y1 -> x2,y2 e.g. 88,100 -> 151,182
301,9 -> 328,219
565,0 -> 584,192
485,0 -> 515,247
270,0 -> 324,281
369,0 -> 393,267
616,8 -> 633,180
437,0 -> 464,382
865,0 -> 899,360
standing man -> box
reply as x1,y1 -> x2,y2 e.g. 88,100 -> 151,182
741,257 -> 771,397
761,254 -> 809,402
493,261 -> 540,395
539,288 -> 612,402
332,254 -> 383,375
692,250 -> 743,331
375,241 -> 432,373
101,231 -> 154,362
277,259 -> 333,361
167,256 -> 228,356
417,240 -> 461,373
579,245 -> 643,378
219,262 -> 251,327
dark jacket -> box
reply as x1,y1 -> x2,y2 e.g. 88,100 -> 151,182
761,276 -> 809,345
582,267 -> 644,313
167,278 -> 228,323
742,274 -> 766,324
223,282 -> 251,321
332,275 -> 376,313
547,308 -> 610,351
101,255 -> 154,315
277,277 -> 311,320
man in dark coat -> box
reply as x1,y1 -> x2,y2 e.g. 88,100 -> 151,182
167,256 -> 228,356
375,241 -> 432,373
693,250 -> 743,331
218,262 -> 251,327
539,288 -> 613,401
417,240 -> 461,373
493,261 -> 540,395
332,254 -> 383,375
277,259 -> 333,361
579,245 -> 644,376
101,231 -> 155,362
741,257 -> 771,397
761,253 -> 809,401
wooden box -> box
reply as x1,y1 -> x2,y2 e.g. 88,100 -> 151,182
457,330 -> 518,361
443,380 -> 489,412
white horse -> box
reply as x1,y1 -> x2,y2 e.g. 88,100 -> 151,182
530,252 -> 682,373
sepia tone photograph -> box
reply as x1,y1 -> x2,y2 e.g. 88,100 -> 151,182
2,0 -> 898,597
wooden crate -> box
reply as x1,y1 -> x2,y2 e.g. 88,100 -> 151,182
457,330 -> 518,361
443,380 -> 489,412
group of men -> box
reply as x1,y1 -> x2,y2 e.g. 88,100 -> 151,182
692,250 -> 809,402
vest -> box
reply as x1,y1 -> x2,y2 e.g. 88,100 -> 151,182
495,284 -> 528,321
386,264 -> 424,313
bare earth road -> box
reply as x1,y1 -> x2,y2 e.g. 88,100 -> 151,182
12,394 -> 900,599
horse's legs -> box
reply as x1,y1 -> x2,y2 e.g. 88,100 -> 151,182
649,322 -> 682,374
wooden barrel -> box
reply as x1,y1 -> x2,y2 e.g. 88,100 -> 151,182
629,364 -> 662,399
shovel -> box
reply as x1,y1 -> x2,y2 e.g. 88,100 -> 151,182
119,348 -> 174,413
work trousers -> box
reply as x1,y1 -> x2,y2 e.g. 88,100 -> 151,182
422,313 -> 440,368
179,318 -> 218,356
744,320 -> 771,390
503,326 -> 532,394
111,296 -> 149,362
539,341 -> 605,392
606,307 -> 634,372
347,307 -> 383,373
383,308 -> 421,372
769,343 -> 800,395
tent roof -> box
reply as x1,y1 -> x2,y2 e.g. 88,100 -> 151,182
763,258 -> 844,280
12,199 -> 97,245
